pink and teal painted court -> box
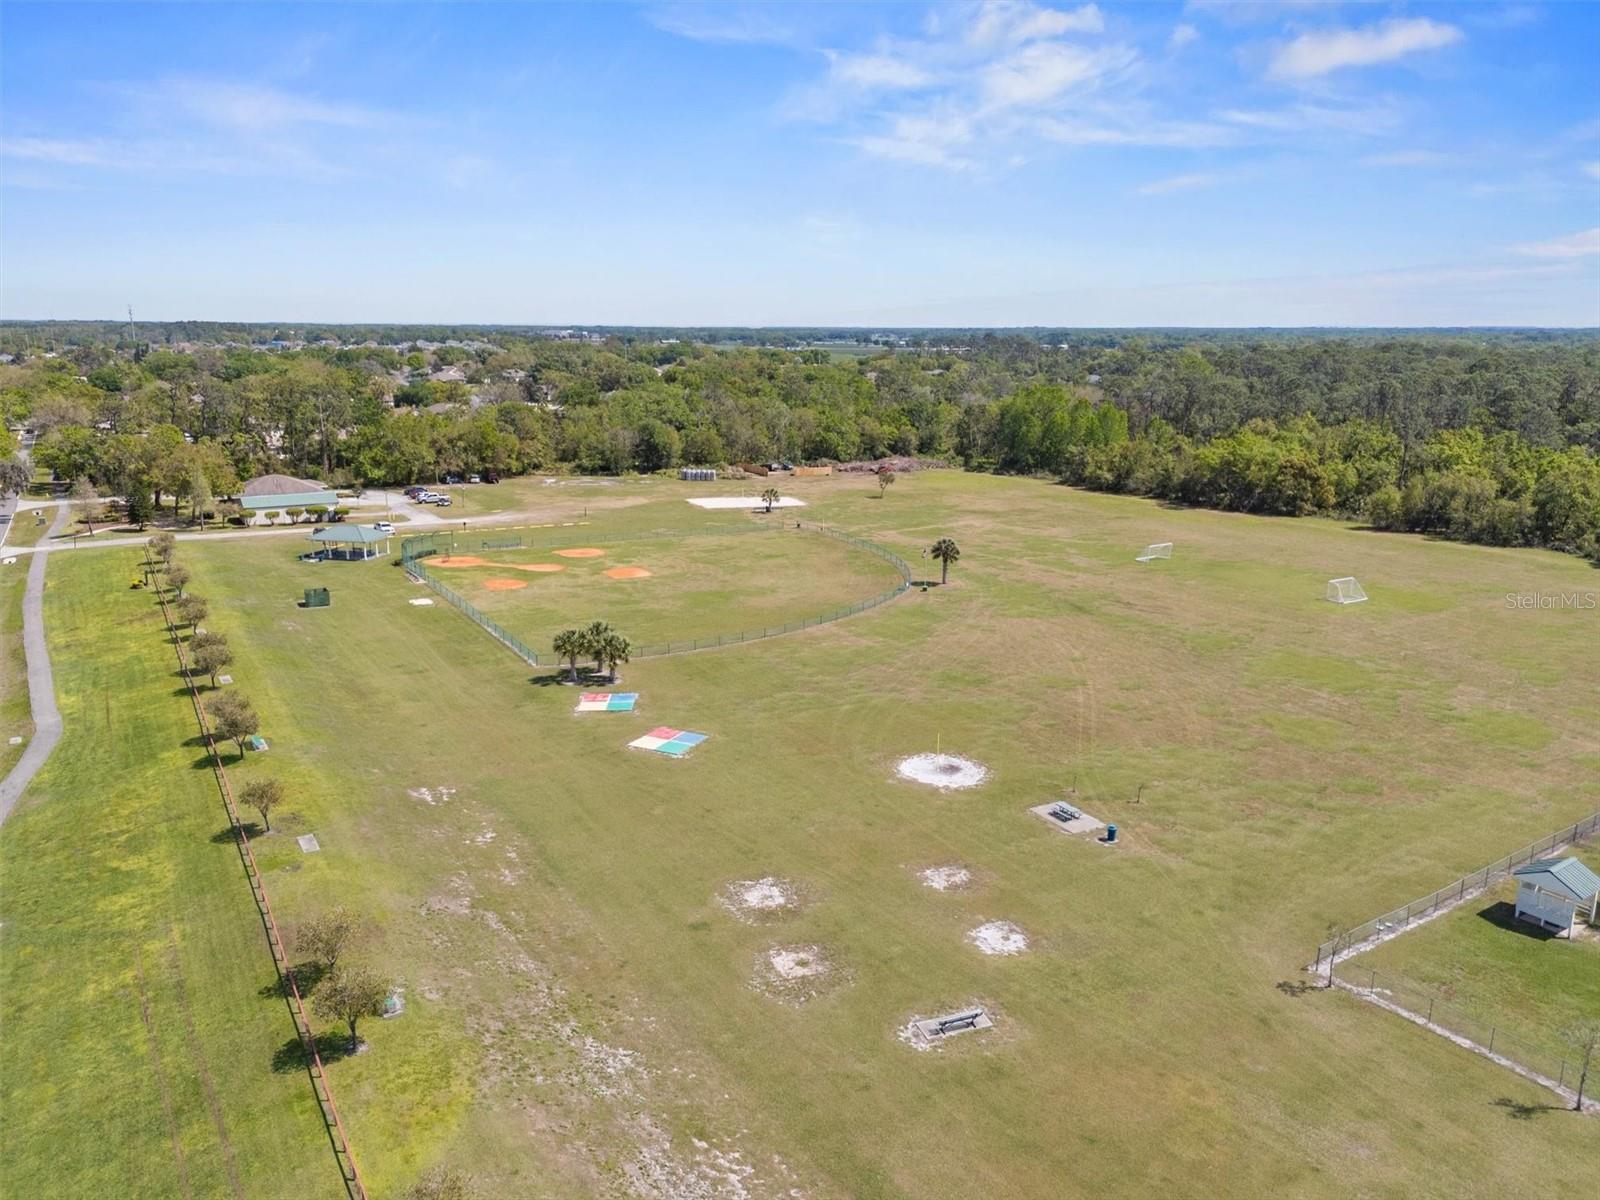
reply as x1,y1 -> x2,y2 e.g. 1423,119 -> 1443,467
576,692 -> 638,713
628,727 -> 709,758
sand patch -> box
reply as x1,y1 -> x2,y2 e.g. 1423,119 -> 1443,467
483,577 -> 528,591
604,566 -> 653,579
508,562 -> 565,572
968,921 -> 1029,956
431,555 -> 489,567
554,547 -> 605,558
920,866 -> 972,891
897,753 -> 989,790
718,876 -> 802,923
754,944 -> 843,1005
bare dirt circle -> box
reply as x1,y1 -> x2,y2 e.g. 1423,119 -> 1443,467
431,555 -> 490,567
508,563 -> 566,573
554,547 -> 605,559
483,578 -> 528,591
603,566 -> 653,579
896,753 -> 989,790
968,921 -> 1029,956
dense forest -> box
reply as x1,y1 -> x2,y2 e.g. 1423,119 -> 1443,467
0,323 -> 1595,561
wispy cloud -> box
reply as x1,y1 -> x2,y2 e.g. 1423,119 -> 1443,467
1513,227 -> 1600,258
1268,18 -> 1463,80
645,3 -> 806,47
1168,24 -> 1199,52
1135,171 -> 1221,196
967,2 -> 1105,45
1220,102 -> 1400,138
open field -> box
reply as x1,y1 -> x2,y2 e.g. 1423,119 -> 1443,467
1355,841 -> 1600,1056
422,525 -> 905,654
4,469 -> 1599,1198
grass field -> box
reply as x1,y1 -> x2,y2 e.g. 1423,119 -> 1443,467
3,469 -> 1598,1198
424,525 -> 905,654
1355,842 -> 1600,1057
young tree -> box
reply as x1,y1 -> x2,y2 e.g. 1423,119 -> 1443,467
125,485 -> 153,530
877,468 -> 896,498
206,691 -> 259,758
285,507 -> 305,524
1563,1023 -> 1600,1112
600,630 -> 631,683
760,487 -> 780,513
552,628 -> 583,682
297,907 -> 358,973
240,777 -> 283,832
175,594 -> 208,631
262,510 -> 281,526
313,964 -> 389,1053
149,531 -> 176,566
70,477 -> 99,535
192,638 -> 233,687
189,463 -> 212,528
166,563 -> 191,597
929,537 -> 961,585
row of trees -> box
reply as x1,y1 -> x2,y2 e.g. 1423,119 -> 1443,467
552,620 -> 630,682
147,533 -> 395,1061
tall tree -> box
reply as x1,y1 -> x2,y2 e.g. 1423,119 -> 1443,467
930,537 -> 961,585
877,468 -> 896,498
70,477 -> 99,535
760,487 -> 779,512
189,463 -> 212,528
552,629 -> 583,682
600,630 -> 630,683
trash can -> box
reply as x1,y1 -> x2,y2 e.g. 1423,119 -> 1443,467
1105,824 -> 1118,844
304,587 -> 331,608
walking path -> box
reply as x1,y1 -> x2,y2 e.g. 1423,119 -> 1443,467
0,504 -> 71,826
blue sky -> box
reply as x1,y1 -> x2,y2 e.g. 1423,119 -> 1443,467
2,1 -> 1597,326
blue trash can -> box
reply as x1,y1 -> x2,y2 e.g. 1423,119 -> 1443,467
1105,824 -> 1118,843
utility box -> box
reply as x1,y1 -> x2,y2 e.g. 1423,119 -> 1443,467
304,587 -> 331,608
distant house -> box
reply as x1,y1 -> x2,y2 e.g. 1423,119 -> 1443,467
1512,857 -> 1600,937
239,473 -> 338,522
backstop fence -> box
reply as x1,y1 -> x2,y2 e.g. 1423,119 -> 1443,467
400,522 -> 914,667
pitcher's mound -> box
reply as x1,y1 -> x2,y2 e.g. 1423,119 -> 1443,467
554,547 -> 604,558
509,562 -> 565,572
483,578 -> 528,591
431,555 -> 489,567
604,566 -> 652,579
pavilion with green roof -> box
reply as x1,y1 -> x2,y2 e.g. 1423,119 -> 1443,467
306,525 -> 392,561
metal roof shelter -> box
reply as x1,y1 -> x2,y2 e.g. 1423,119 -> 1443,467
240,473 -> 338,513
1512,856 -> 1600,937
307,525 -> 391,561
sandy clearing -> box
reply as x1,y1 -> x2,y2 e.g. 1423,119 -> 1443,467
604,566 -> 653,579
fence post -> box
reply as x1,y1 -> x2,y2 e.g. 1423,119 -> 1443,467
1369,967 -> 1377,992
1427,997 -> 1435,1025
1488,1027 -> 1496,1055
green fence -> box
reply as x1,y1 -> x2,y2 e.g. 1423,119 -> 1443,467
401,522 -> 913,668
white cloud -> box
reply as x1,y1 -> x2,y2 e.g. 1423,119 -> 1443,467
1268,18 -> 1463,80
967,2 -> 1105,46
1035,114 -> 1233,147
646,3 -> 803,46
853,111 -> 975,170
1513,227 -> 1600,258
1168,24 -> 1199,51
1220,102 -> 1399,137
980,42 -> 1133,110
1135,172 -> 1221,196
829,53 -> 933,90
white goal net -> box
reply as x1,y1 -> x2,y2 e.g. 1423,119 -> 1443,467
1326,577 -> 1368,604
1136,542 -> 1173,563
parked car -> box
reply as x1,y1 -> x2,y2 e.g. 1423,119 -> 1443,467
403,486 -> 427,499
442,473 -> 462,484
482,470 -> 500,484
467,473 -> 481,484
372,521 -> 395,535
415,490 -> 440,503
433,496 -> 453,507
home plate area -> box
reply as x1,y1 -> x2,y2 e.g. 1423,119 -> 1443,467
628,727 -> 709,757
575,692 -> 638,713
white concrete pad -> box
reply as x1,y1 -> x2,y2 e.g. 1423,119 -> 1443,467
687,496 -> 806,509
1030,802 -> 1106,837
297,833 -> 321,853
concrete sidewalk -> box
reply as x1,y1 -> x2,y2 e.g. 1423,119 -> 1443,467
0,504 -> 72,826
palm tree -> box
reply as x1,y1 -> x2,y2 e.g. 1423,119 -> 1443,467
929,537 -> 960,586
600,631 -> 631,683
552,629 -> 583,682
760,487 -> 780,513
582,620 -> 613,677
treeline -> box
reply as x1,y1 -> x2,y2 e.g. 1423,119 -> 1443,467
1,330 -> 1595,558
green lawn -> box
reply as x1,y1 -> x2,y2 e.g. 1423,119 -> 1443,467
0,560 -> 33,776
0,554 -> 336,1200
426,525 -> 905,654
1355,842 -> 1600,1061
6,469 -> 1600,1198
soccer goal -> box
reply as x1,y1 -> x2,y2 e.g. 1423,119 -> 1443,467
1326,577 -> 1368,604
1136,542 -> 1173,563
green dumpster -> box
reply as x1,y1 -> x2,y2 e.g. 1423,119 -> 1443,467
304,587 -> 331,608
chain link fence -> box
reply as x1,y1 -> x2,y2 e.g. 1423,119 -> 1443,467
400,522 -> 913,667
1315,811 -> 1600,971
1330,960 -> 1596,1108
